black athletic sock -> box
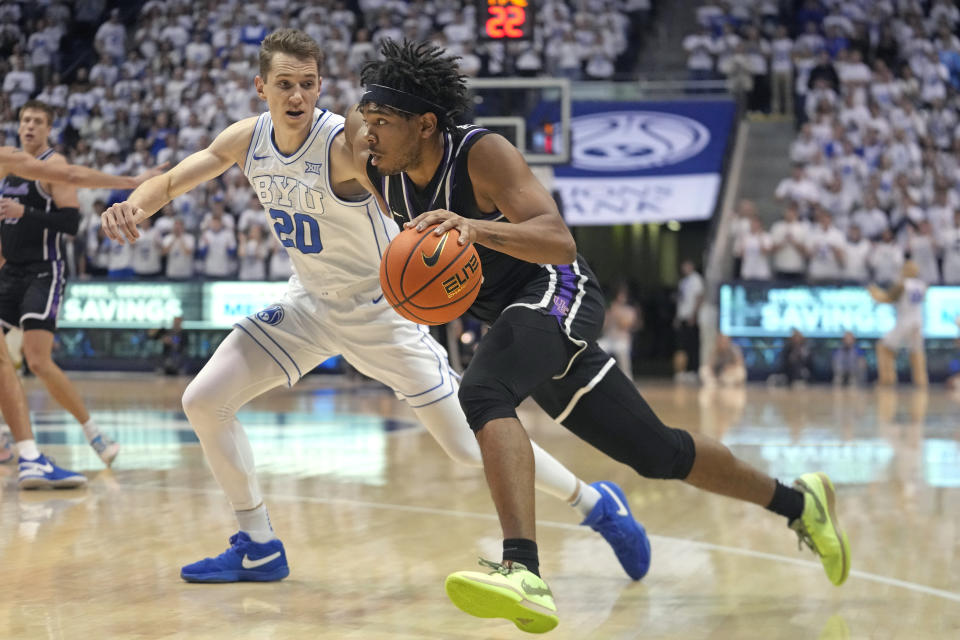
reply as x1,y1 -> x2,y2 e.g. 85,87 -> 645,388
766,480 -> 805,522
503,538 -> 540,577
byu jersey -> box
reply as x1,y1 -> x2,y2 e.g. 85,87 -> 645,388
243,108 -> 397,294
896,277 -> 926,327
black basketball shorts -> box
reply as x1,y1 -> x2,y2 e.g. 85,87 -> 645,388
0,261 -> 66,333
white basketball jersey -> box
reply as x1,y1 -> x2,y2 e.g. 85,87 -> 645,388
242,108 -> 398,295
896,277 -> 926,327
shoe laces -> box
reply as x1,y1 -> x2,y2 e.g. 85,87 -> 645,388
478,557 -> 525,575
790,518 -> 821,557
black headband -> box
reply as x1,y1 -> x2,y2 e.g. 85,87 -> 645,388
359,84 -> 446,117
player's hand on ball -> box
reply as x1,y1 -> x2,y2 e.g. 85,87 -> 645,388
101,201 -> 144,244
406,209 -> 475,245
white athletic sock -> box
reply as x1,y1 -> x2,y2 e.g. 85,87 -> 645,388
236,504 -> 275,543
17,439 -> 39,461
528,441 -> 582,501
569,480 -> 602,518
81,418 -> 101,442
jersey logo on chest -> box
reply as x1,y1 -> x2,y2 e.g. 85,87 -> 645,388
250,174 -> 325,215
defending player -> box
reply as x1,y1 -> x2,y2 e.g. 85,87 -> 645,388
0,100 -> 126,469
100,29 -> 650,585
356,40 -> 851,633
869,261 -> 928,386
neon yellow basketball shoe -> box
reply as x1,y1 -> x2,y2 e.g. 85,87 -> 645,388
791,472 -> 851,586
445,559 -> 559,634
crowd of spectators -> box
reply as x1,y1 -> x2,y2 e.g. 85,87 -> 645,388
719,0 -> 960,287
0,0 -> 657,280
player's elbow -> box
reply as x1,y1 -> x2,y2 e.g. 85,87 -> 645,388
557,234 -> 577,264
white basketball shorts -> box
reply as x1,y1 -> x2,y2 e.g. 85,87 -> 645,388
233,281 -> 457,408
881,321 -> 924,352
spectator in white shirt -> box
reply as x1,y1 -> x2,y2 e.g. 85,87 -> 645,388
769,203 -> 809,281
95,9 -> 126,63
3,57 -> 36,110
734,217 -> 773,280
237,225 -> 269,281
907,221 -> 940,284
132,216 -> 164,278
268,241 -> 293,281
107,237 -> 135,280
26,18 -> 57,86
185,30 -> 213,66
548,30 -> 585,81
770,25 -> 794,116
177,112 -> 207,153
850,194 -> 889,240
775,165 -> 821,217
926,186 -> 955,235
938,210 -> 960,284
805,208 -> 846,281
790,123 -> 820,165
162,219 -> 196,280
868,228 -> 906,286
199,216 -> 237,279
674,259 -> 704,379
842,224 -> 871,283
683,25 -> 715,81
90,53 -> 119,86
804,77 -> 838,122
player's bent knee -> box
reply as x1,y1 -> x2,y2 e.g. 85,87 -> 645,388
632,426 -> 696,480
181,377 -> 222,428
457,375 -> 518,433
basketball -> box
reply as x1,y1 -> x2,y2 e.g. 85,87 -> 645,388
379,224 -> 483,325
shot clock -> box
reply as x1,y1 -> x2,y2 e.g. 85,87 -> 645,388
476,0 -> 536,41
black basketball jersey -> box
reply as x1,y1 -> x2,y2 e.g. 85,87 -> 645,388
367,126 -> 547,323
0,148 -> 65,264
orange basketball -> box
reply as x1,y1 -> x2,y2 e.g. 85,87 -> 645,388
379,224 -> 483,325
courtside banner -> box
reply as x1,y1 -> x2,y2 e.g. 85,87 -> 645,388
58,281 -> 288,329
554,100 -> 736,226
719,282 -> 960,339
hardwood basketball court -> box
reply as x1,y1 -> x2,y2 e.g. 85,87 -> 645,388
1,375 -> 958,639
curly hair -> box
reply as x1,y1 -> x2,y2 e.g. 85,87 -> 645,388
360,39 -> 470,133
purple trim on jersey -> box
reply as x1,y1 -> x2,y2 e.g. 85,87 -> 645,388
47,260 -> 64,320
46,229 -> 57,261
548,264 -> 577,325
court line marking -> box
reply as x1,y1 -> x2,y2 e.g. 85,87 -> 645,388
127,482 -> 960,604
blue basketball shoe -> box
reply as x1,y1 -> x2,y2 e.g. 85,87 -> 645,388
18,454 -> 88,490
581,481 -> 651,580
180,532 -> 289,583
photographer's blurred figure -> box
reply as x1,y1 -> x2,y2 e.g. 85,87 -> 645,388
774,328 -> 813,387
674,259 -> 704,382
598,282 -> 641,381
869,261 -> 927,386
699,333 -> 746,388
832,331 -> 867,386
149,316 -> 187,376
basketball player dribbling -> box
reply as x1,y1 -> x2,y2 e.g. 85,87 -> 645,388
0,108 -> 166,487
100,29 -> 650,584
356,39 -> 851,633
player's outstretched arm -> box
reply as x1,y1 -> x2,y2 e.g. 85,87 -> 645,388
0,146 -> 166,189
100,118 -> 256,244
